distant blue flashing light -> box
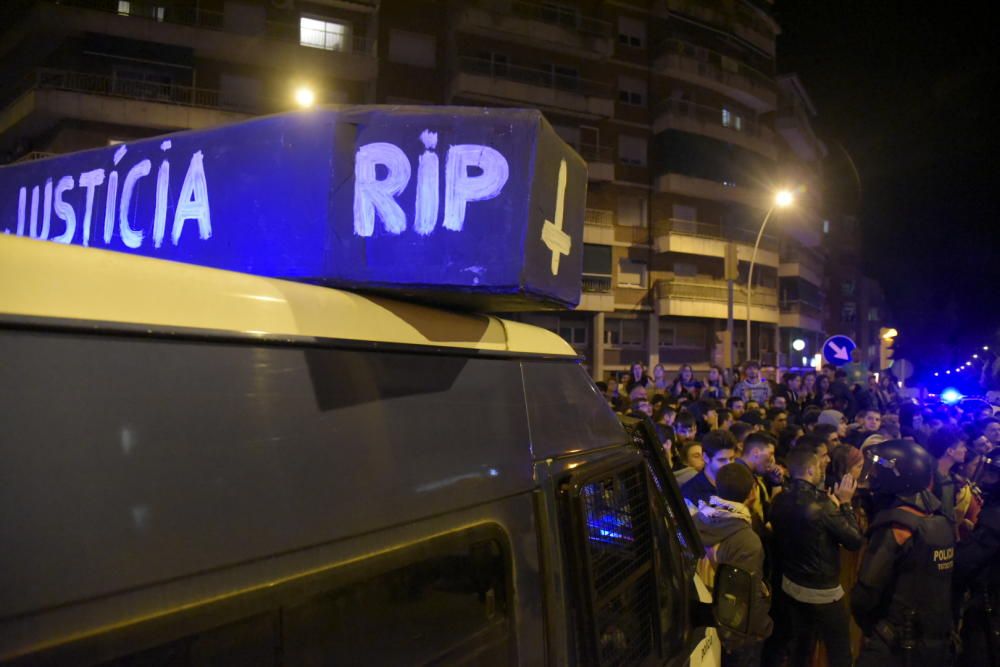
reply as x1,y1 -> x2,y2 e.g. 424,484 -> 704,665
941,388 -> 963,405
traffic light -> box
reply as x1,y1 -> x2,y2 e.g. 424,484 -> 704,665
880,327 -> 898,371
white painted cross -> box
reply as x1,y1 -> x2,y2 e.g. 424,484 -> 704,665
541,158 -> 571,276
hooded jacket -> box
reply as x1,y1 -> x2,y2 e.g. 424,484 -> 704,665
693,497 -> 773,643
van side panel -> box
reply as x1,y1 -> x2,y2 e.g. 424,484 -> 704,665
0,329 -> 533,621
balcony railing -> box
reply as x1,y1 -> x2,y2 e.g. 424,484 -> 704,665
469,0 -> 612,37
584,208 -> 614,226
48,0 -> 374,54
663,0 -> 774,50
457,56 -> 613,98
578,143 -> 614,163
23,68 -> 253,114
656,99 -> 773,141
653,218 -> 779,252
656,38 -> 775,97
657,278 -> 778,307
780,299 -> 824,319
582,274 -> 613,293
781,243 -> 825,267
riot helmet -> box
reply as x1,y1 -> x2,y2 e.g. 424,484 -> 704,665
860,439 -> 934,497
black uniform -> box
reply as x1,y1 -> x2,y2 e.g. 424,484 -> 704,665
956,500 -> 1000,666
851,491 -> 955,666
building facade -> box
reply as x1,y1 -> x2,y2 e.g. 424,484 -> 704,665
0,0 -> 834,379
823,214 -> 890,370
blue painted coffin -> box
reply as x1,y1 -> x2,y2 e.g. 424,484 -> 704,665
0,107 -> 588,310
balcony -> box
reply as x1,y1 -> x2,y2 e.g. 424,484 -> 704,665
451,56 -> 615,118
578,143 -> 615,181
8,1 -> 377,81
652,218 -> 779,266
0,69 -> 255,152
654,172 -> 766,209
779,244 -> 825,288
656,278 -> 779,323
583,208 -> 614,244
577,273 -> 614,311
654,39 -> 777,112
454,0 -> 613,58
775,101 -> 826,163
653,99 -> 776,159
779,299 -> 825,333
662,0 -> 777,56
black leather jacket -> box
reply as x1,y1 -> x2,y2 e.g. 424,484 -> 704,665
770,478 -> 864,590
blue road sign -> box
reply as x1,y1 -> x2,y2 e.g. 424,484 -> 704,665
822,335 -> 857,367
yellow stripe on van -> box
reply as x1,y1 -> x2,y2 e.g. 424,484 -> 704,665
0,235 -> 576,357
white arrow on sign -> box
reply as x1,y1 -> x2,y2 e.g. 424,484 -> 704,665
828,341 -> 851,361
541,158 -> 571,276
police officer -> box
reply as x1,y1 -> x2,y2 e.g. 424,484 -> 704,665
851,439 -> 955,666
956,454 -> 1000,666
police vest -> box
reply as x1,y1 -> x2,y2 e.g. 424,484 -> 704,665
869,507 -> 955,640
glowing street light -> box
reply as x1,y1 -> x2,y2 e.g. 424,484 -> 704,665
881,328 -> 899,340
985,346 -> 991,352
974,354 -> 979,359
792,338 -> 806,352
294,86 -> 316,108
746,189 -> 794,362
934,372 -> 940,377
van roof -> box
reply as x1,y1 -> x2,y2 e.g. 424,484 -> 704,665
0,236 -> 577,357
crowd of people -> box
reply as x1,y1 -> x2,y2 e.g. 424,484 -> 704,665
596,361 -> 1000,667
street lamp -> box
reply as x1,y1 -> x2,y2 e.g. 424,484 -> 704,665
746,189 -> 794,363
294,86 -> 316,109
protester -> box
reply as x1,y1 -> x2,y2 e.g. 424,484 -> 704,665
693,463 -> 773,666
670,364 -> 703,400
682,429 -> 739,508
926,425 -> 969,528
652,363 -> 669,392
770,447 -> 863,667
703,365 -> 729,400
956,454 -> 1000,665
675,441 -> 706,486
733,361 -> 773,404
739,433 -> 778,528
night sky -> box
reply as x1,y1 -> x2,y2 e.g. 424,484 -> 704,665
773,1 -> 1000,381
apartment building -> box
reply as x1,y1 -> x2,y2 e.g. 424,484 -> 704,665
0,0 -> 832,379
824,214 -> 890,369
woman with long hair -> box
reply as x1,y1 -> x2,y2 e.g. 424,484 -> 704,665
802,371 -> 819,407
627,362 -> 652,392
815,374 -> 832,408
702,365 -> 729,399
652,363 -> 670,392
670,364 -> 703,400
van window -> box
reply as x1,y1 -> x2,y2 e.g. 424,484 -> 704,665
562,459 -> 657,665
522,361 -> 626,457
0,329 -> 531,616
89,529 -> 512,665
562,455 -> 699,665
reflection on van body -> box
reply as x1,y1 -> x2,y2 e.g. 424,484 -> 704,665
0,236 -> 718,666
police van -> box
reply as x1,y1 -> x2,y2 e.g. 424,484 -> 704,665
0,107 -> 735,665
